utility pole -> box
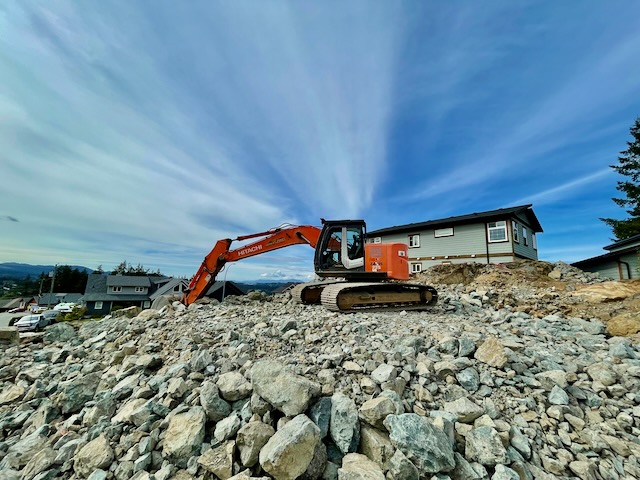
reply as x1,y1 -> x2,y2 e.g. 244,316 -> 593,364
47,264 -> 57,309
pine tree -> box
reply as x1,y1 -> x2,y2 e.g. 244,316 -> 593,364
601,117 -> 640,240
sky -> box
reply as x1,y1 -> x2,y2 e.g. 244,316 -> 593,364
1,2 -> 640,281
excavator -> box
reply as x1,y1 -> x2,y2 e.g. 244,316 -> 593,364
182,219 -> 437,312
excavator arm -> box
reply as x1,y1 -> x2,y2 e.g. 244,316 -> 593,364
183,225 -> 322,305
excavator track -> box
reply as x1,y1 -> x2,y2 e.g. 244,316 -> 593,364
320,282 -> 438,312
290,280 -> 345,305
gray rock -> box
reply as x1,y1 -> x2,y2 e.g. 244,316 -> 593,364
330,392 -> 360,454
383,413 -> 455,474
19,448 -> 57,480
370,364 -> 396,384
43,323 -> 76,343
456,367 -> 480,393
259,414 -> 321,480
251,360 -> 321,416
57,372 -> 101,414
200,381 -> 232,421
309,396 -> 332,438
386,449 -> 419,480
214,413 -> 242,442
548,385 -> 569,405
492,464 -> 520,480
465,426 -> 508,467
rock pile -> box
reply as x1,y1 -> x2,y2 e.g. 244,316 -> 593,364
0,273 -> 639,479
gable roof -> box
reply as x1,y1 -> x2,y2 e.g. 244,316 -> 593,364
106,275 -> 151,287
149,277 -> 189,300
205,281 -> 246,297
604,232 -> 640,251
368,205 -> 543,236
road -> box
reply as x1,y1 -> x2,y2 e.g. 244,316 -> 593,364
0,312 -> 27,328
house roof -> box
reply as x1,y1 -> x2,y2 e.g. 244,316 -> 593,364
604,232 -> 640,251
37,293 -> 83,305
81,294 -> 151,302
205,281 -> 245,296
2,297 -> 36,309
368,205 -> 543,236
106,276 -> 151,287
572,244 -> 640,268
149,278 -> 189,300
272,282 -> 300,293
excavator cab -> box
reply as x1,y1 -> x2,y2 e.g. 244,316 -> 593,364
314,220 -> 369,278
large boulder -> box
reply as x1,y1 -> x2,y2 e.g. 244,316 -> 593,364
251,361 -> 321,416
465,426 -> 509,466
236,421 -> 275,467
43,323 -> 76,343
56,372 -> 101,414
259,414 -> 321,480
163,407 -> 206,467
73,434 -> 114,477
331,393 -> 360,454
383,414 -> 455,475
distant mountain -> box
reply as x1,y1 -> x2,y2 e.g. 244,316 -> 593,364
0,263 -> 93,279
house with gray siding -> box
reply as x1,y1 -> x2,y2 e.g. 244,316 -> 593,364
572,233 -> 640,280
367,205 -> 543,273
81,274 -> 169,315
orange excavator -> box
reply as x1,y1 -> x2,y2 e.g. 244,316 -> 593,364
183,219 -> 437,312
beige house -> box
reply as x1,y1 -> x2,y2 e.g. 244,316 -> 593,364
367,205 -> 543,273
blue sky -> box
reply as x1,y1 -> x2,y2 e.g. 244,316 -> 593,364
1,2 -> 639,281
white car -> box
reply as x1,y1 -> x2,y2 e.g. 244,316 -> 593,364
15,314 -> 51,332
53,303 -> 77,313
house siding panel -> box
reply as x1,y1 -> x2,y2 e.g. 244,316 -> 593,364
512,213 -> 539,260
372,222 -> 517,269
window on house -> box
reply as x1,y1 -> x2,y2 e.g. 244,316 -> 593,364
95,301 -> 103,310
112,286 -> 122,292
512,221 -> 519,243
135,287 -> 145,293
173,285 -> 182,292
372,237 -> 382,244
487,221 -> 507,242
523,227 -> 528,246
532,233 -> 537,250
434,228 -> 454,238
408,234 -> 420,248
411,263 -> 422,273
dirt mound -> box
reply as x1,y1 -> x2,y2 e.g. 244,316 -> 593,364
416,260 -> 640,338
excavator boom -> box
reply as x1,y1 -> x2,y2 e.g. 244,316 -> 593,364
183,225 -> 321,305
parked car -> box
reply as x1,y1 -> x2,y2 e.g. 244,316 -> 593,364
14,314 -> 51,332
42,310 -> 60,322
31,306 -> 47,313
53,303 -> 77,313
7,307 -> 25,313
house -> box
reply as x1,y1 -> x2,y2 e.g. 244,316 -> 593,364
0,296 -> 36,312
572,233 -> 640,280
272,282 -> 300,294
367,205 -> 543,273
81,274 -> 170,315
205,281 -> 245,301
37,293 -> 83,308
149,277 -> 190,302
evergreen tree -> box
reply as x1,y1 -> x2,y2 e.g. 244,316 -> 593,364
601,117 -> 640,240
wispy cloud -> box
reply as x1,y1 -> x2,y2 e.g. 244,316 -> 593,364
1,216 -> 19,222
505,169 -> 612,207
